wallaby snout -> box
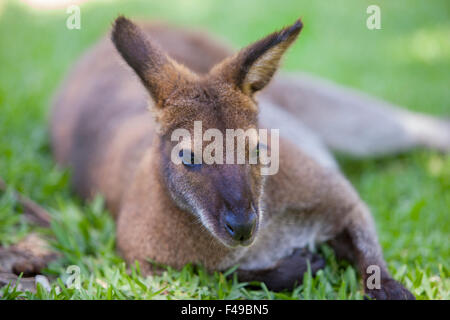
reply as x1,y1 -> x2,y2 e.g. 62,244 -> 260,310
223,208 -> 257,245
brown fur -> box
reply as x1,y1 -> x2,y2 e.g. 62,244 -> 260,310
51,17 -> 415,299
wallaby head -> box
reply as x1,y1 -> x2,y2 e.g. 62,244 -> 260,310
111,16 -> 302,248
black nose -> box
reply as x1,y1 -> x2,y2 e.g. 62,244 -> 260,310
224,210 -> 257,242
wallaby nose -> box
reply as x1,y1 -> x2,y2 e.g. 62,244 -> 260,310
224,210 -> 257,243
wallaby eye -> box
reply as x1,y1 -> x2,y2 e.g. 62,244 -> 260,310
248,142 -> 260,165
252,142 -> 268,164
252,142 -> 261,159
179,149 -> 199,168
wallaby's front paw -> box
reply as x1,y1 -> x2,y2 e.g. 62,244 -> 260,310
365,278 -> 415,300
263,249 -> 326,292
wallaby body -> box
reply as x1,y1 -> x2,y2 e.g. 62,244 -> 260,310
51,18 -> 449,299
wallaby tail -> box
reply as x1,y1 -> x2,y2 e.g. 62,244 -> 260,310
264,73 -> 450,157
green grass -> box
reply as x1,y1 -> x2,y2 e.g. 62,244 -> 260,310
0,0 -> 449,300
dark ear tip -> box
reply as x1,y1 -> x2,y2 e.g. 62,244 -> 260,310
293,18 -> 303,31
111,15 -> 133,40
113,15 -> 130,27
286,18 -> 303,36
277,18 -> 303,42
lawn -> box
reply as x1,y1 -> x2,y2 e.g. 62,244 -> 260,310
0,0 -> 448,299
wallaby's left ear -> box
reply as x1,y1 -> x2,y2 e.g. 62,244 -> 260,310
215,19 -> 302,96
111,16 -> 188,106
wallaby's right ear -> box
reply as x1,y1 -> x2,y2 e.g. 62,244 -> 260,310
111,16 -> 179,105
212,19 -> 302,97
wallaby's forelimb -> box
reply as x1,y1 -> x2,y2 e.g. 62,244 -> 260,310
329,203 -> 415,300
264,73 -> 450,156
236,248 -> 325,292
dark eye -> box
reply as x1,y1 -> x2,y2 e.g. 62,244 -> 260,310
252,142 -> 261,159
253,142 -> 268,162
179,149 -> 200,168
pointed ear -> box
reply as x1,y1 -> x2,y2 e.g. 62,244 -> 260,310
216,19 -> 303,96
111,16 -> 182,106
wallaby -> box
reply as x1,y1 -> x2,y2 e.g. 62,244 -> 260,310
50,16 -> 449,299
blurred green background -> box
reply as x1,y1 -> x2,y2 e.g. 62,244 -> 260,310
0,0 -> 448,299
